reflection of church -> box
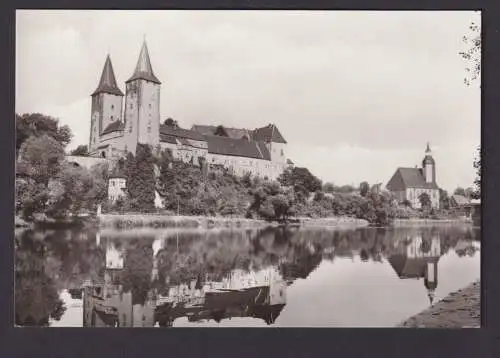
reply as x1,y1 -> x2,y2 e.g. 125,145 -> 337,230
388,234 -> 441,304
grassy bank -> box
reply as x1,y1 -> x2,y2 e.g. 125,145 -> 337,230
15,214 -> 98,230
398,281 -> 480,328
98,213 -> 279,230
97,213 -> 371,230
392,218 -> 472,226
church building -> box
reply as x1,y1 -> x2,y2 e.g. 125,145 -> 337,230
386,144 -> 440,209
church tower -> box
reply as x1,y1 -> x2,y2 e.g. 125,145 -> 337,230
123,40 -> 161,154
422,142 -> 436,184
89,55 -> 124,156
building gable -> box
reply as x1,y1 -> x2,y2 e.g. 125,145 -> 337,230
386,169 -> 406,191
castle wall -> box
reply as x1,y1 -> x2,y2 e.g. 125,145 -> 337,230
267,142 -> 287,164
89,96 -> 102,153
65,155 -> 110,170
206,153 -> 284,180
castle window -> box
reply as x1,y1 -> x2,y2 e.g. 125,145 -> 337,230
110,115 -> 114,121
111,105 -> 114,110
130,103 -> 133,109
149,104 -> 152,109
281,149 -> 284,156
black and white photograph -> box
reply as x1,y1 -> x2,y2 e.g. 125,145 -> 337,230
14,10 -> 481,328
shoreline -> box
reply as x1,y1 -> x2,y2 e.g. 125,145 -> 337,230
398,281 -> 480,328
16,213 -> 475,231
97,214 -> 370,230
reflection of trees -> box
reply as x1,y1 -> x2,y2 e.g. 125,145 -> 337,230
44,229 -> 104,290
15,230 -> 66,326
122,239 -> 154,306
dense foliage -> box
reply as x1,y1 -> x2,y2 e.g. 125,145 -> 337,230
16,113 -> 72,156
125,144 -> 156,212
15,114 -> 108,220
70,145 -> 89,156
472,146 -> 480,199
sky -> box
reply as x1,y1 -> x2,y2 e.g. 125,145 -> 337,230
15,10 -> 481,193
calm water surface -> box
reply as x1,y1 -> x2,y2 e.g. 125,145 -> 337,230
15,224 -> 480,327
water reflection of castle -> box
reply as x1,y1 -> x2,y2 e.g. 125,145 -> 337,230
83,237 -> 156,327
387,234 -> 441,304
83,235 -> 287,327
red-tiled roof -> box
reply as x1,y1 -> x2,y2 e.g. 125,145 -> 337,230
386,167 -> 438,191
101,121 -> 125,135
206,135 -> 271,160
92,55 -> 124,97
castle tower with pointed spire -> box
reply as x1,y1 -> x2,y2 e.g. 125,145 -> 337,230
89,55 -> 124,157
123,40 -> 161,154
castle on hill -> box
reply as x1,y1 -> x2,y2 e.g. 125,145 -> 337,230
87,40 -> 292,181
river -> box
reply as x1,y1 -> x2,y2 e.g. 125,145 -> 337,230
14,224 -> 480,327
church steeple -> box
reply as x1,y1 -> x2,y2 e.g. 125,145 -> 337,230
126,40 -> 161,84
92,55 -> 124,96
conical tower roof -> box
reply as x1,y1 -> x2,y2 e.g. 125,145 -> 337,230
92,55 -> 124,96
126,40 -> 161,84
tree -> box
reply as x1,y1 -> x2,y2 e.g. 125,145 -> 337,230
163,118 -> 178,127
359,181 -> 370,197
464,187 -> 475,200
122,240 -> 154,306
453,187 -> 466,197
70,145 -> 88,156
322,182 -> 335,193
472,146 -> 480,199
439,189 -> 450,210
214,125 -> 227,137
125,144 -> 156,212
16,113 -> 73,155
17,134 -> 66,186
277,166 -> 322,201
459,20 -> 481,86
419,192 -> 432,210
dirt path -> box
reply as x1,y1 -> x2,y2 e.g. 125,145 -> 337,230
399,281 -> 480,328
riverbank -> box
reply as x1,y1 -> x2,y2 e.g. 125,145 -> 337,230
398,281 -> 480,328
98,213 -> 370,230
392,218 -> 471,226
15,214 -> 98,230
